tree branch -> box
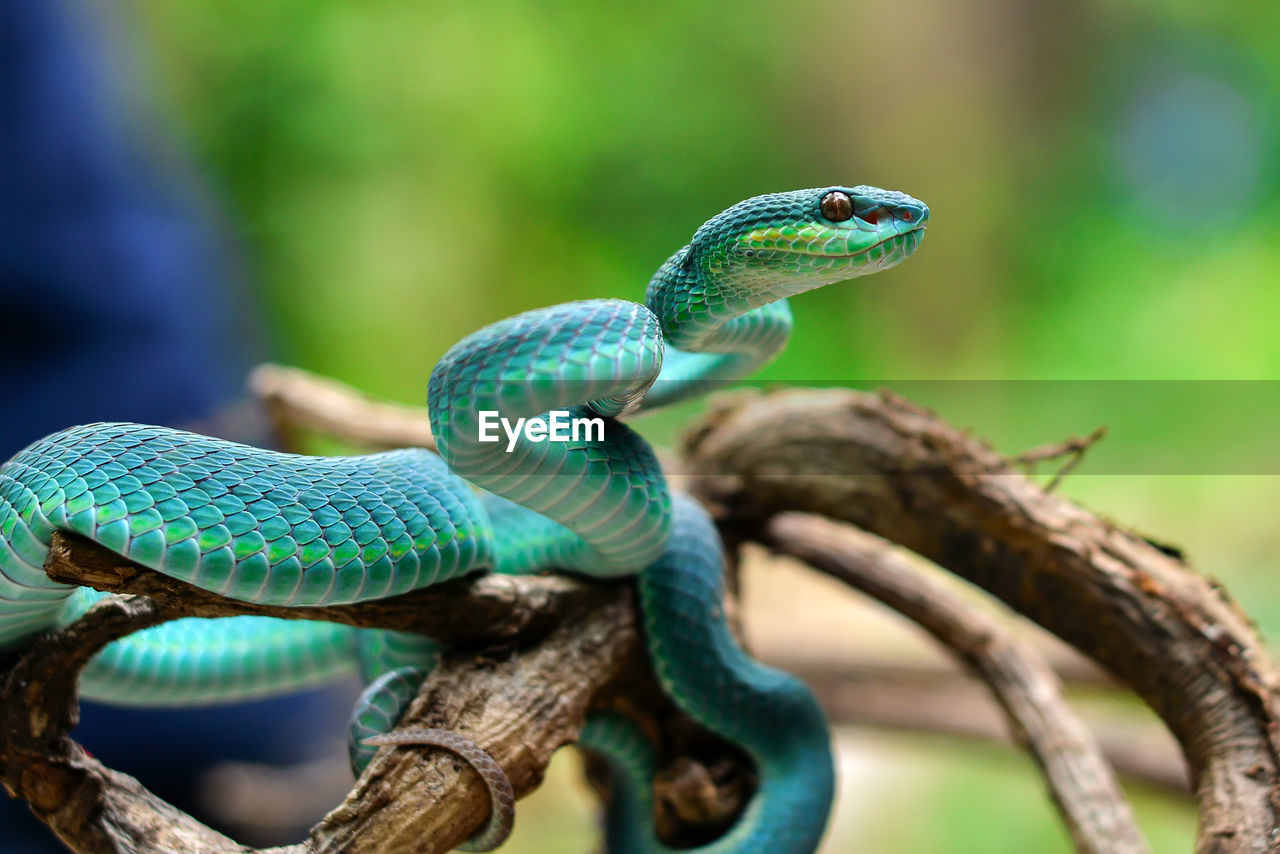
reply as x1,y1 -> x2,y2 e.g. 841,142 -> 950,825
1,534 -> 642,853
42,533 -> 603,651
305,588 -> 638,853
684,388 -> 1280,853
769,648 -> 1115,692
0,593 -> 250,852
807,672 -> 1188,794
248,364 -> 435,451
765,512 -> 1148,854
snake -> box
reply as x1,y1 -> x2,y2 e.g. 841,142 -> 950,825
0,185 -> 927,852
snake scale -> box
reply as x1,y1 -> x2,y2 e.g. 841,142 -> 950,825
0,186 -> 927,852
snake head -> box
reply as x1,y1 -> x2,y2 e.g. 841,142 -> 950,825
684,186 -> 929,303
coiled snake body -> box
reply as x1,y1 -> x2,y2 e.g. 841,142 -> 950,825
0,186 -> 927,852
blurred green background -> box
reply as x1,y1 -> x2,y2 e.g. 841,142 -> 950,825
115,0 -> 1278,850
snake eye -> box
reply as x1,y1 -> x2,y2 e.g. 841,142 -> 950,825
819,191 -> 854,222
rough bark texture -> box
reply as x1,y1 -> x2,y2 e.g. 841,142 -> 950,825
1,536 -> 642,854
767,512 -> 1148,854
0,592 -> 249,852
806,670 -> 1187,793
684,388 -> 1280,853
249,363 -> 436,451
42,532 -> 607,651
305,592 -> 638,853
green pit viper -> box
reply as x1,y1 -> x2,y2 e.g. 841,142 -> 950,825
0,186 -> 928,852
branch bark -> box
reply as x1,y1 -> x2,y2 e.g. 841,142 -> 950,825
766,512 -> 1148,854
684,388 -> 1280,853
0,593 -> 250,852
304,589 -> 638,853
1,534 -> 641,853
41,533 -> 609,650
249,364 -> 435,451
808,672 -> 1187,794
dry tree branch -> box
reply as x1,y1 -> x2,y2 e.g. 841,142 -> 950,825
808,672 -> 1187,794
1010,424 -> 1108,469
0,592 -> 250,852
770,647 -> 1115,691
762,650 -> 1186,793
303,586 -> 638,854
1010,424 -> 1108,492
249,363 -> 436,451
684,388 -> 1280,854
41,533 -> 604,650
765,512 -> 1148,854
1,534 -> 642,853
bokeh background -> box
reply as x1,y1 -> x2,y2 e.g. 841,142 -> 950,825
5,0 -> 1280,850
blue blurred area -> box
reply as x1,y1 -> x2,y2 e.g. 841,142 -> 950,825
0,0 -> 247,456
0,1 -> 344,848
1112,39 -> 1272,232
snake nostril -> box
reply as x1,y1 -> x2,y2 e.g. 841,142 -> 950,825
900,209 -> 914,223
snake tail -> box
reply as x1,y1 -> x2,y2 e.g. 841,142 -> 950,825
350,667 -> 516,852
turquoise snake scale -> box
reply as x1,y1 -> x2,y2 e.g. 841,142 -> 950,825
0,186 -> 928,852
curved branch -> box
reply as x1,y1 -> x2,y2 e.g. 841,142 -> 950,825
9,375 -> 1268,853
808,673 -> 1187,794
43,532 -> 604,650
765,512 -> 1148,853
248,364 -> 435,451
306,590 -> 638,853
0,534 -> 640,853
0,593 -> 249,852
685,388 -> 1280,853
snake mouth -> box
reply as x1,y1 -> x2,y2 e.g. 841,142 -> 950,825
841,223 -> 927,260
753,223 -> 926,261
738,215 -> 927,262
